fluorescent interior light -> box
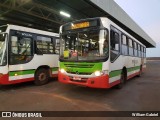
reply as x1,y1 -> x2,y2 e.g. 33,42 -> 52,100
60,11 -> 71,18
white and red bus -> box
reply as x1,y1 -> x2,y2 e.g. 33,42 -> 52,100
0,24 -> 59,85
58,17 -> 146,88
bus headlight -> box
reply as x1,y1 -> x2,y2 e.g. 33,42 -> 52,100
60,69 -> 66,73
94,70 -> 108,77
94,71 -> 102,76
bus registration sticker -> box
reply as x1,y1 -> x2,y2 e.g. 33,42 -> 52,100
73,76 -> 81,81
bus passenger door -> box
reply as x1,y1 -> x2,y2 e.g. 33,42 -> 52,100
8,30 -> 34,82
110,30 -> 120,62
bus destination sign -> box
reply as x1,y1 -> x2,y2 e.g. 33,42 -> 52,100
71,22 -> 89,29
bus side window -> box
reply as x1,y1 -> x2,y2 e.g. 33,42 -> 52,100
144,47 -> 146,57
134,42 -> 138,56
55,38 -> 60,54
10,36 -> 32,64
121,34 -> 128,55
110,30 -> 120,62
138,44 -> 141,57
36,36 -> 53,54
110,30 -> 119,51
141,46 -> 144,58
128,39 -> 134,56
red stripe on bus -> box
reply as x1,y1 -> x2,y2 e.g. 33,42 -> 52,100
109,80 -> 120,88
0,73 -> 34,85
58,71 -> 122,88
0,73 -> 58,85
59,70 -> 143,88
52,74 -> 58,77
127,71 -> 140,80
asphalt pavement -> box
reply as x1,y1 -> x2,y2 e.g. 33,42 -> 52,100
0,60 -> 160,120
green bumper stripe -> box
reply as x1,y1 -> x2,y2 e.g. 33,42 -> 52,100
9,70 -> 35,76
109,70 -> 121,78
52,67 -> 58,71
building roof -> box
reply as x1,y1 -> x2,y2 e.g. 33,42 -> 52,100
89,0 -> 156,48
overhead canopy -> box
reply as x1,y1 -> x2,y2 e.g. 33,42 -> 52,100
0,0 -> 155,47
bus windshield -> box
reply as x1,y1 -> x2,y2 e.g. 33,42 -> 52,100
60,29 -> 109,61
0,33 -> 7,66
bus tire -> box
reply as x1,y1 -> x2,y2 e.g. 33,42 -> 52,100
137,66 -> 142,77
34,68 -> 49,85
116,71 -> 125,89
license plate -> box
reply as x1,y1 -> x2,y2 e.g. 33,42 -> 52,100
73,76 -> 81,81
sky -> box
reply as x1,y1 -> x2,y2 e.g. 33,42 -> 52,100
114,0 -> 160,57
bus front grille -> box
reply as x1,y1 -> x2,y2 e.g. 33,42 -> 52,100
64,63 -> 94,68
66,72 -> 92,75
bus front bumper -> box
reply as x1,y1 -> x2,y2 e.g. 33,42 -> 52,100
58,71 -> 113,88
0,73 -> 9,85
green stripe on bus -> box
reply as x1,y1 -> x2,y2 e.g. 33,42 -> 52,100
52,67 -> 58,71
9,70 -> 35,76
127,66 -> 140,72
109,66 -> 140,78
109,70 -> 122,78
9,67 -> 58,77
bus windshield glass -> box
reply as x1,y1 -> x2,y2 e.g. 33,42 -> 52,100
0,33 -> 7,66
60,29 -> 109,61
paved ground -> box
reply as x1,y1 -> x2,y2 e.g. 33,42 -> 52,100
0,60 -> 160,120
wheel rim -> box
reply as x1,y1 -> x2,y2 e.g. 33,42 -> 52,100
38,72 -> 46,81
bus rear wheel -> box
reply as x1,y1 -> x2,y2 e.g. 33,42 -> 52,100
116,71 -> 125,89
137,66 -> 142,77
34,68 -> 49,85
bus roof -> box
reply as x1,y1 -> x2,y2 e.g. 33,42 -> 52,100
89,0 -> 156,48
5,24 -> 59,37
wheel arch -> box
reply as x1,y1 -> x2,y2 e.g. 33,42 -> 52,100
35,65 -> 52,77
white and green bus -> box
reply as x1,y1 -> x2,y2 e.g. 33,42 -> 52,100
0,24 -> 59,85
58,17 -> 146,88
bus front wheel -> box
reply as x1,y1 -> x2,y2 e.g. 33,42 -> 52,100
34,68 -> 49,85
